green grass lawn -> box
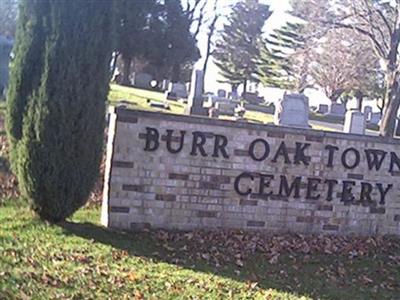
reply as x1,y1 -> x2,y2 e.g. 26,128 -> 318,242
108,84 -> 276,124
108,84 -> 185,115
1,199 -> 399,299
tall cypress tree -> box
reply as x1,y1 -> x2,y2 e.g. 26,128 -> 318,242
6,0 -> 114,222
213,0 -> 271,93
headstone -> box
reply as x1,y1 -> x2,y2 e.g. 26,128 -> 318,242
328,102 -> 346,117
343,110 -> 365,134
184,69 -> 207,116
0,36 -> 13,98
165,91 -> 178,101
230,90 -> 239,100
243,92 -> 264,105
215,101 -> 236,116
369,112 -> 381,125
395,119 -> 400,137
217,89 -> 227,98
364,106 -> 373,120
204,95 -> 230,108
317,104 -> 329,114
161,79 -> 170,91
274,93 -> 310,128
168,82 -> 188,99
244,103 -> 275,114
132,72 -> 152,89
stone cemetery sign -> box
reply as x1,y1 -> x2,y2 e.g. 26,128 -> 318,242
102,107 -> 400,236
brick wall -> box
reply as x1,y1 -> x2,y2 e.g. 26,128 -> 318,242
101,107 -> 400,236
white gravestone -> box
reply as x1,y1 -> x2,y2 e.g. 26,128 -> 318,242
343,110 -> 366,134
185,69 -> 207,116
274,93 -> 310,128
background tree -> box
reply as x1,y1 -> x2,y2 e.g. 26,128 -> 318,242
115,0 -> 155,85
258,21 -> 313,93
310,29 -> 380,106
115,0 -> 199,84
213,0 -> 272,95
163,0 -> 200,82
6,0 -> 113,222
291,0 -> 400,136
0,0 -> 18,38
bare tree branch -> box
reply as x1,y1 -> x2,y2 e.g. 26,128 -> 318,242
376,8 -> 393,34
192,0 -> 207,40
325,20 -> 387,59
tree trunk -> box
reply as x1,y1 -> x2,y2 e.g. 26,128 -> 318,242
202,10 -> 218,93
202,36 -> 213,93
171,63 -> 181,83
232,84 -> 238,93
242,79 -> 247,97
377,98 -> 385,115
356,94 -> 363,112
379,70 -> 400,137
122,56 -> 131,86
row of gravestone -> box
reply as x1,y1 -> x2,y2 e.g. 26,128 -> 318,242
316,103 -> 381,125
173,69 -> 372,135
277,94 -> 383,135
106,68 -> 381,128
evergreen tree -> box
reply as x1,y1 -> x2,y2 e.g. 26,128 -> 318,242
6,0 -> 113,222
213,0 -> 271,94
115,0 -> 156,85
258,22 -> 311,93
147,0 -> 199,82
115,0 -> 199,84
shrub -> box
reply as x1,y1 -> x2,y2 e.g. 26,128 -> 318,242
6,0 -> 114,222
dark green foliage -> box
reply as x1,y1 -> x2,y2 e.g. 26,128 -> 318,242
258,22 -> 310,93
213,0 -> 271,91
6,0 -> 113,222
115,0 -> 199,83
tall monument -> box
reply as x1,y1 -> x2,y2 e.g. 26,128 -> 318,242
184,69 -> 207,116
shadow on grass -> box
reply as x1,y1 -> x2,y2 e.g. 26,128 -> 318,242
59,221 -> 400,300
60,221 -> 309,297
